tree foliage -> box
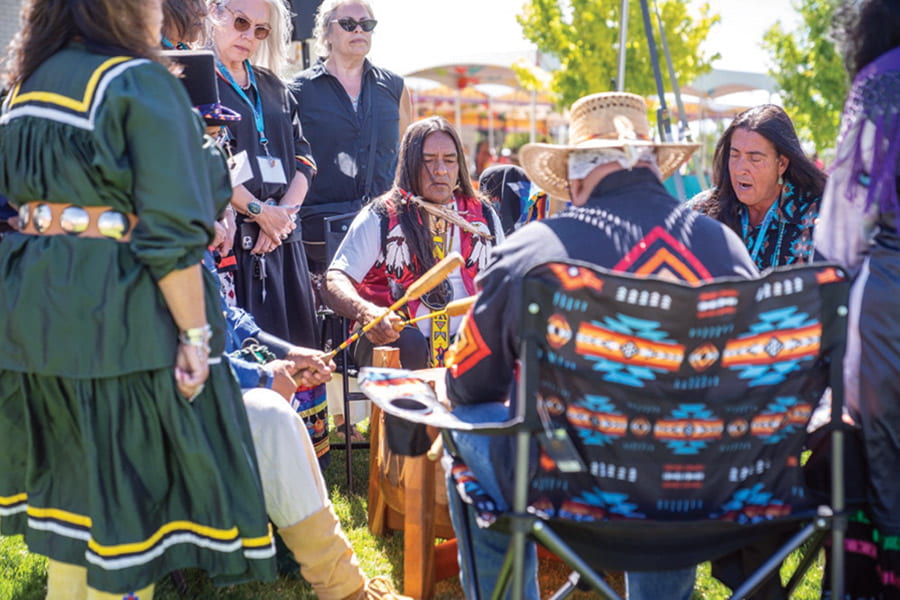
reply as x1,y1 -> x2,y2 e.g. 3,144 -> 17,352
517,0 -> 720,108
762,0 -> 847,153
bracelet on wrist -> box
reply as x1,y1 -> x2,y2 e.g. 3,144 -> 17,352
179,324 -> 212,354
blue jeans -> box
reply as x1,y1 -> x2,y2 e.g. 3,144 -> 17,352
449,405 -> 698,600
447,402 -> 540,600
626,566 -> 697,600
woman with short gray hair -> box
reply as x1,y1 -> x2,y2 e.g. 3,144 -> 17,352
292,0 -> 411,439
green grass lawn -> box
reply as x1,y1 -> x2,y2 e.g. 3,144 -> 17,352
0,437 -> 826,599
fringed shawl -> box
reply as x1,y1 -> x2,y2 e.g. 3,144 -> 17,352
831,46 -> 900,221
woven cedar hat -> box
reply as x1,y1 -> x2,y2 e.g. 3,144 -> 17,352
163,49 -> 241,126
518,92 -> 700,201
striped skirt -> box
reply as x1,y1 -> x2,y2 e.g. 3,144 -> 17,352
0,361 -> 276,593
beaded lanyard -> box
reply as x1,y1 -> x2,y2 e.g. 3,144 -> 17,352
741,195 -> 785,269
216,59 -> 271,155
429,215 -> 453,366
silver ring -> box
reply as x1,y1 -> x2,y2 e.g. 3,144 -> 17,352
281,233 -> 288,240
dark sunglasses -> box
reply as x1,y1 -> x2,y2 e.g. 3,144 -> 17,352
222,5 -> 271,40
331,17 -> 377,33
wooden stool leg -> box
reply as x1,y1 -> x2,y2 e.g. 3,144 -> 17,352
404,453 -> 437,599
367,348 -> 401,537
367,403 -> 388,537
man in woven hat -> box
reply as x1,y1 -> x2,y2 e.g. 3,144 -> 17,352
443,92 -> 757,600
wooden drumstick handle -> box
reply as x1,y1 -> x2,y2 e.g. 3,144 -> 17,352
445,294 -> 476,316
393,295 -> 477,331
403,252 -> 464,301
427,435 -> 444,461
325,252 -> 465,359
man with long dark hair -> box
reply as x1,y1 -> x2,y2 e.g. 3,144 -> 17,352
322,116 -> 504,370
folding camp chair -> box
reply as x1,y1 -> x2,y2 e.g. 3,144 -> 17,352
358,260 -> 850,600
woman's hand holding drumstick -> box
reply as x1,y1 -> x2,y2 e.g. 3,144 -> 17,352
324,252 -> 465,360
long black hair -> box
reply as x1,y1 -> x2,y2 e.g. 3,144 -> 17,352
697,104 -> 826,233
835,0 -> 900,79
5,0 -> 161,87
163,0 -> 206,44
373,116 -> 487,273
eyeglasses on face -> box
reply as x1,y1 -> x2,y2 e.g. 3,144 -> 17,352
221,5 -> 271,40
330,17 -> 377,33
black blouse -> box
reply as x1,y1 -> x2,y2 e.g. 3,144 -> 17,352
291,59 -> 404,242
216,64 -> 316,203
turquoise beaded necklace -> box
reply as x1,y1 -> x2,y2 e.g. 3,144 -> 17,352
740,189 -> 786,269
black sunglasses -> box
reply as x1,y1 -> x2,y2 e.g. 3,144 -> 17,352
331,17 -> 377,33
223,5 -> 271,40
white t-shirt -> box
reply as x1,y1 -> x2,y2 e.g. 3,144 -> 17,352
329,201 -> 504,336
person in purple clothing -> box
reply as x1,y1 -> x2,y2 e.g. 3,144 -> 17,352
815,0 -> 900,595
443,92 -> 757,600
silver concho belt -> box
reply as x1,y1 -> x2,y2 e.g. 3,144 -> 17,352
16,201 -> 138,242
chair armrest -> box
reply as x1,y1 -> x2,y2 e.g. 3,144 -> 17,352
358,367 -> 522,434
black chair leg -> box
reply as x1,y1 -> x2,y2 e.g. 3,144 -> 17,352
532,521 -> 622,600
330,316 -> 370,494
490,548 -> 514,600
729,522 -> 818,600
784,530 -> 827,597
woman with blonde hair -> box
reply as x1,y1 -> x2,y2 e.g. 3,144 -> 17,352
204,0 -> 320,352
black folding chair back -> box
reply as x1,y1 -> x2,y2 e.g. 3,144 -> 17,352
359,261 -> 850,600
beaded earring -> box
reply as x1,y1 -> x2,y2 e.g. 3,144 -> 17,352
777,175 -> 784,186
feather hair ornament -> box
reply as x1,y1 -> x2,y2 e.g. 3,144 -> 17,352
396,188 -> 495,241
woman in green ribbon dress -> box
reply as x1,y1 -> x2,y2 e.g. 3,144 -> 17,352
0,0 -> 275,597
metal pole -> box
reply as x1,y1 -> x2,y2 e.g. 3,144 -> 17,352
301,39 -> 311,70
617,0 -> 629,91
639,0 -> 686,201
653,0 -> 706,190
455,88 -> 462,134
653,1 -> 689,142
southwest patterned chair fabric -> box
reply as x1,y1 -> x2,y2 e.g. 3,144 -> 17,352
359,260 -> 849,597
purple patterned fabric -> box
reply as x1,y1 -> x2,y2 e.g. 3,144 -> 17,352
831,46 -> 900,223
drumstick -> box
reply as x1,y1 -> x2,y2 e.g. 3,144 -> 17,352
393,295 -> 477,330
325,252 -> 465,360
427,435 -> 444,461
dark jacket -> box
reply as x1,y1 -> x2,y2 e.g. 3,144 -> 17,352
447,167 -> 757,405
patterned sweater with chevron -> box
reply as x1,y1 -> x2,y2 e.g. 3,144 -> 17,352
447,167 -> 758,406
